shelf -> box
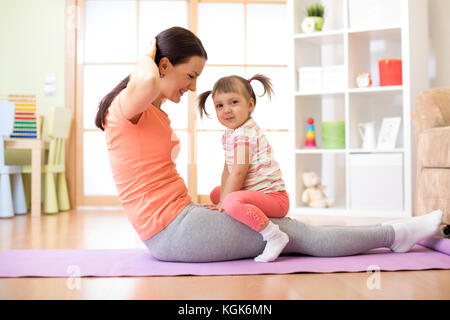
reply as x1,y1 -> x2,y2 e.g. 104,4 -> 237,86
348,26 -> 401,41
349,148 -> 404,154
296,149 -> 404,154
291,0 -> 428,218
293,27 -> 401,44
290,207 -> 349,217
290,208 -> 407,219
296,149 -> 346,154
295,90 -> 345,96
293,30 -> 345,45
294,86 -> 402,96
348,86 -> 403,94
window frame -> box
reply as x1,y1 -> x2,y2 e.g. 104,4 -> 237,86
66,0 -> 288,207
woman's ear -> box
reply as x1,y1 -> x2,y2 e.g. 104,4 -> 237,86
158,57 -> 171,77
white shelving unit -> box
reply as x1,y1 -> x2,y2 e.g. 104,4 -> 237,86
287,0 -> 429,218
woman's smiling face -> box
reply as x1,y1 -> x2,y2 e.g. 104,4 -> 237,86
159,56 -> 206,103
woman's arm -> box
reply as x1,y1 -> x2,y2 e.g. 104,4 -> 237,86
219,144 -> 250,206
121,39 -> 161,121
202,145 -> 249,212
220,161 -> 229,200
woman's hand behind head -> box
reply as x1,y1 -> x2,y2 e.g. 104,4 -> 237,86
147,38 -> 157,60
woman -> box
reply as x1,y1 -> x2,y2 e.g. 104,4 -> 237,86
95,26 -> 442,263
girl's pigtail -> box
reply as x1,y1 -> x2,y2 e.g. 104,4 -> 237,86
197,90 -> 213,119
249,74 -> 274,100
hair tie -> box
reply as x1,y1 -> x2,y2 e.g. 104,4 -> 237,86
248,78 -> 252,83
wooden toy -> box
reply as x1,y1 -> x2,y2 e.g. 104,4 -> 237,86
304,117 -> 317,148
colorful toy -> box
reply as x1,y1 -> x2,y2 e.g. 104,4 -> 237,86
304,117 -> 317,148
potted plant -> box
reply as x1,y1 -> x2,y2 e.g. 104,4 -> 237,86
301,3 -> 325,33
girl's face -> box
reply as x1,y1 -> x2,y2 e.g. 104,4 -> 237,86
213,90 -> 255,130
159,56 -> 206,103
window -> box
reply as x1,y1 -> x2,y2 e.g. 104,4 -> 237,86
74,0 -> 289,206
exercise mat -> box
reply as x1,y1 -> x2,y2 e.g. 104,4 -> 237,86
0,236 -> 448,277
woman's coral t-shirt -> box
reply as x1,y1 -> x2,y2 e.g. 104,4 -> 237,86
104,90 -> 191,241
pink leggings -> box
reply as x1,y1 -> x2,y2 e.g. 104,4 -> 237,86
210,186 -> 289,232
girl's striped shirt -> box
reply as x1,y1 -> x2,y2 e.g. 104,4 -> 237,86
222,117 -> 286,193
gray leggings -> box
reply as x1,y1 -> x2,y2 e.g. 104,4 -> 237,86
144,202 -> 395,262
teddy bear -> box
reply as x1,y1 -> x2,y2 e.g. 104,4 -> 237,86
301,171 -> 334,208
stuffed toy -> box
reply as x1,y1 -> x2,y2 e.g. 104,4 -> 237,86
301,171 -> 333,208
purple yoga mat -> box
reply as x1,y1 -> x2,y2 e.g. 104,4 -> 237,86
0,236 -> 449,278
419,236 -> 450,255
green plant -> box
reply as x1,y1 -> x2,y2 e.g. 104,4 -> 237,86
306,3 -> 325,17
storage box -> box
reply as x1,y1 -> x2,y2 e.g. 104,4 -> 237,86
379,58 -> 402,86
298,67 -> 322,92
350,153 -> 403,211
348,0 -> 401,29
322,65 -> 345,91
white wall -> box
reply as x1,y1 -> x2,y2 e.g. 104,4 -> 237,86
0,0 -> 66,164
428,0 -> 450,88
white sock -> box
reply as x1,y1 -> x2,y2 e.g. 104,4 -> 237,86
382,209 -> 442,253
254,221 -> 289,262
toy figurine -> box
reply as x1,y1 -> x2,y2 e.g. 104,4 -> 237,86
304,117 -> 317,148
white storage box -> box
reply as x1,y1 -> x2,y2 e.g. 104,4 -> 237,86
348,0 -> 401,29
322,65 -> 345,91
350,153 -> 403,211
298,67 -> 322,92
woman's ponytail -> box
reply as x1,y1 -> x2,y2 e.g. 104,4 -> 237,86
95,75 -> 130,131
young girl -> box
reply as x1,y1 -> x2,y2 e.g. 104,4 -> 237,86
197,74 -> 290,262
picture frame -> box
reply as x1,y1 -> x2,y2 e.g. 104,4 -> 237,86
377,117 -> 401,149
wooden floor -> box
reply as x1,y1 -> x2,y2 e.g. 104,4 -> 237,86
0,209 -> 449,300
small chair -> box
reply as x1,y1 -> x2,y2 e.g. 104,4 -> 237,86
0,101 -> 27,217
23,107 -> 72,214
